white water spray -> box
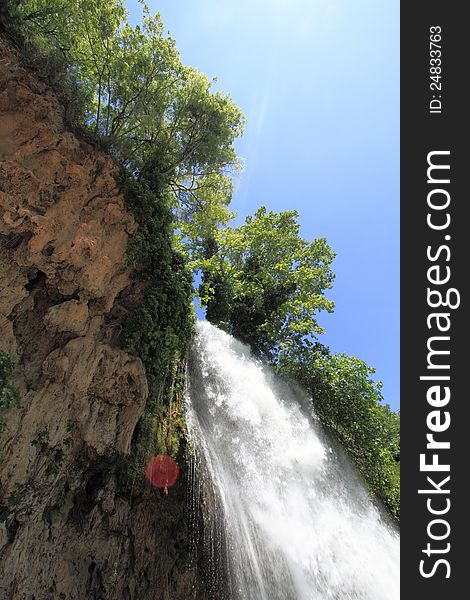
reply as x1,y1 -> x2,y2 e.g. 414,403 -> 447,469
185,321 -> 399,600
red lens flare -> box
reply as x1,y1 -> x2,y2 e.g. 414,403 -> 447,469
145,455 -> 180,491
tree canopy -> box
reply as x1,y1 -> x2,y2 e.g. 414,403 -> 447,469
199,207 -> 336,362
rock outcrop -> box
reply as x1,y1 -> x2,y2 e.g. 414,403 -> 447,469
0,34 -> 195,599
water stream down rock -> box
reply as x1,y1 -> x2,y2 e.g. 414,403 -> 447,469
186,321 -> 399,600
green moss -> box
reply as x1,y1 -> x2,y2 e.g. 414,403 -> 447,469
0,352 -> 20,436
119,170 -> 194,376
108,172 -> 193,494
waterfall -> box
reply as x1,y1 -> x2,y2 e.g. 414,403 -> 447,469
185,321 -> 399,600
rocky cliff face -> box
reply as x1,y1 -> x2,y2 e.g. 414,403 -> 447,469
0,34 -> 195,599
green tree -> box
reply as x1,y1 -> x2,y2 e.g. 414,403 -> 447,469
199,207 -> 336,362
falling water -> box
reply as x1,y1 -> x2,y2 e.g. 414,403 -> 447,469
185,321 -> 399,600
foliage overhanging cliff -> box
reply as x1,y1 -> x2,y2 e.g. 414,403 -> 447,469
0,9 -> 399,599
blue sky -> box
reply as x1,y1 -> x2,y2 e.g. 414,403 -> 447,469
127,0 -> 400,411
